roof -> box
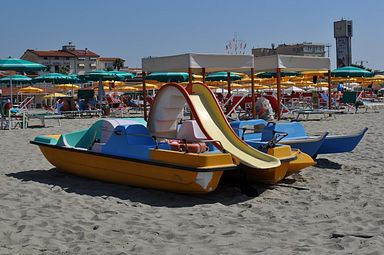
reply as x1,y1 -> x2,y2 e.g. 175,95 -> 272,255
28,50 -> 73,57
26,49 -> 99,58
65,50 -> 99,57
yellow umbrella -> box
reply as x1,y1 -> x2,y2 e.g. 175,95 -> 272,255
94,86 -> 110,91
295,80 -> 314,87
103,80 -> 126,87
19,86 -> 44,93
192,74 -> 203,81
54,84 -> 80,90
43,92 -> 68,99
132,83 -> 160,90
116,86 -> 138,92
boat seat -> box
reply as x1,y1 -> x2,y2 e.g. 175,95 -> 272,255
274,122 -> 307,139
177,120 -> 207,141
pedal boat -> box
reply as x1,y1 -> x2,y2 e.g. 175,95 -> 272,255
237,143 -> 315,184
30,119 -> 237,194
231,119 -> 367,158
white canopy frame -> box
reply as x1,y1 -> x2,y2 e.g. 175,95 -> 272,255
142,53 -> 256,120
142,53 -> 332,120
254,55 -> 331,118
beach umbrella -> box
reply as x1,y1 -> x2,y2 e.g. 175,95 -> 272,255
132,83 -> 159,90
0,75 -> 32,85
108,71 -> 136,80
146,72 -> 189,82
54,84 -> 80,90
18,86 -> 44,93
33,73 -> 79,84
0,57 -> 46,103
256,71 -> 300,78
42,92 -> 68,99
82,70 -> 120,104
331,66 -> 373,78
205,72 -> 242,81
116,86 -> 138,92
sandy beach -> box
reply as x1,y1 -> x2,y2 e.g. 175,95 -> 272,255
1,111 -> 383,254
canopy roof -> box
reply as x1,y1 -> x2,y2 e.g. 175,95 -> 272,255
142,53 -> 254,73
254,55 -> 331,72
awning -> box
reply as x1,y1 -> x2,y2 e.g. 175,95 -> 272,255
142,53 -> 254,73
254,54 -> 331,72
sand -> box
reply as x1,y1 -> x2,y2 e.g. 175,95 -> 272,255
0,112 -> 383,254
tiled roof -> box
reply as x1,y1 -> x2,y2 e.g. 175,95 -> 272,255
27,49 -> 99,58
29,50 -> 74,57
66,50 -> 99,57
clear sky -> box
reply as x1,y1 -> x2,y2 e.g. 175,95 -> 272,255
0,0 -> 382,70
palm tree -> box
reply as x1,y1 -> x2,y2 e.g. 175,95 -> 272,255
113,58 -> 125,71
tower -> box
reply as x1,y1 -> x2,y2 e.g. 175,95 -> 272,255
334,19 -> 353,67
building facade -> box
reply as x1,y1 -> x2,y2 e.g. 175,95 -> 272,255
334,19 -> 353,67
252,42 -> 326,58
21,42 -> 99,74
96,57 -> 123,70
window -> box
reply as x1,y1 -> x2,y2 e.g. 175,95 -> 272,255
55,57 -> 59,60
44,57 -> 48,60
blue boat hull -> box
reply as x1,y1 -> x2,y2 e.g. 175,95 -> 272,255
316,128 -> 368,154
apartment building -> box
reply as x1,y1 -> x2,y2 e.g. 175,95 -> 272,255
21,42 -> 99,74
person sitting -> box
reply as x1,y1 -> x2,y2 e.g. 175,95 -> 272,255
55,99 -> 64,114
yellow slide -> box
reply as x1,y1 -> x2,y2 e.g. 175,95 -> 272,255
190,83 -> 281,169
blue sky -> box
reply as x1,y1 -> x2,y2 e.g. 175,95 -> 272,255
0,0 -> 382,70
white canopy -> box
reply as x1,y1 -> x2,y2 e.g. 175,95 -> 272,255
254,54 -> 331,72
142,53 -> 254,73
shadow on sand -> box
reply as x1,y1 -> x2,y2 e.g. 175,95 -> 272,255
6,168 -> 272,208
313,158 -> 343,170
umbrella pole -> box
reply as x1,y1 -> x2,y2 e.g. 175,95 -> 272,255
98,79 -> 104,105
202,68 -> 206,84
276,68 -> 281,120
143,72 -> 147,121
251,68 -> 256,119
328,70 -> 332,109
10,77 -> 13,106
227,72 -> 231,95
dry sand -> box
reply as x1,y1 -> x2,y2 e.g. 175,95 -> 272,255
0,112 -> 383,254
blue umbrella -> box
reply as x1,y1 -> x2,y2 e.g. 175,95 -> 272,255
332,66 -> 373,77
82,70 -> 119,103
0,75 -> 32,84
146,72 -> 189,82
33,73 -> 79,84
205,72 -> 242,81
0,57 -> 46,103
108,71 -> 136,80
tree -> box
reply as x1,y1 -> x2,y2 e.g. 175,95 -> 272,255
113,58 -> 125,71
58,65 -> 70,75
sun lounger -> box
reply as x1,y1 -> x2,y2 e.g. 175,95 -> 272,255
292,109 -> 344,121
27,113 -> 64,127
